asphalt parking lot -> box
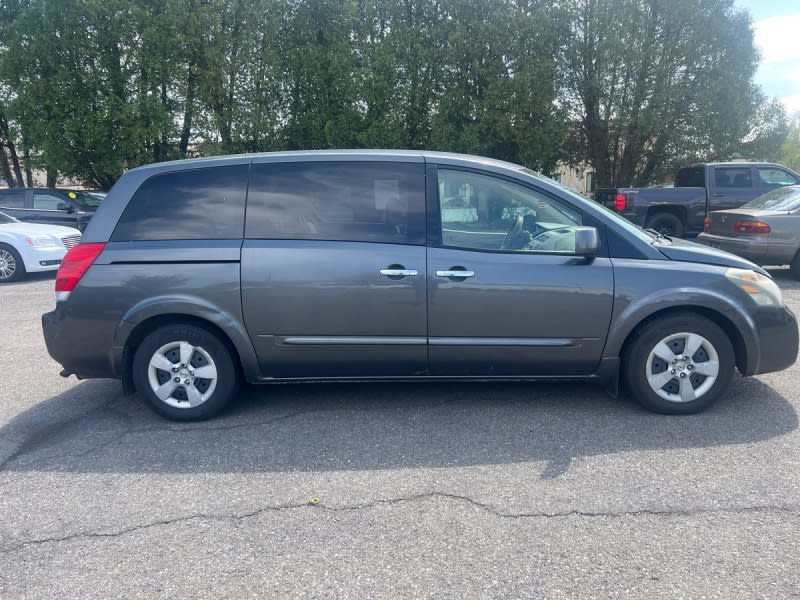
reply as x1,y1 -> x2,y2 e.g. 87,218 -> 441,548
1,270 -> 799,598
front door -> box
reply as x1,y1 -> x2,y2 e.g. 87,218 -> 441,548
427,168 -> 615,376
241,159 -> 428,378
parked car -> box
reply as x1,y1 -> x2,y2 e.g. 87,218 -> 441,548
0,211 -> 81,282
595,162 -> 800,237
42,151 -> 798,421
696,185 -> 800,277
0,187 -> 104,231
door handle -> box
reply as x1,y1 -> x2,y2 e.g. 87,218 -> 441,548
379,266 -> 418,279
712,193 -> 726,197
436,269 -> 475,278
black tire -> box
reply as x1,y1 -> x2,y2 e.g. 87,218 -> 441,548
790,251 -> 800,280
132,323 -> 239,421
645,212 -> 684,238
0,243 -> 26,283
623,313 -> 734,415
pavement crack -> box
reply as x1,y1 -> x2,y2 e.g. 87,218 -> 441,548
3,493 -> 799,554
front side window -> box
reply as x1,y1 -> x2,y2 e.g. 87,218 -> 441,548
438,169 -> 582,253
246,161 -> 425,244
33,193 -> 64,210
111,165 -> 248,241
758,167 -> 798,187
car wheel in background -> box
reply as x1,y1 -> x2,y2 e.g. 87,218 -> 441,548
645,212 -> 684,238
791,251 -> 800,280
624,313 -> 734,414
132,324 -> 239,421
0,244 -> 25,283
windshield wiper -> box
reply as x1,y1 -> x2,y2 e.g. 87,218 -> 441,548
644,228 -> 671,243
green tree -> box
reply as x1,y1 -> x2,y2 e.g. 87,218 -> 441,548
561,0 -> 761,187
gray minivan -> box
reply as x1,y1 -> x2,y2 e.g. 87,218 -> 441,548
42,151 -> 799,420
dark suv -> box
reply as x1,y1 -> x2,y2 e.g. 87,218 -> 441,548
0,187 -> 103,231
42,151 -> 798,420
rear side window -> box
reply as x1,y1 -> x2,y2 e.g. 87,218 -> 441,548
675,167 -> 704,187
246,161 -> 425,245
112,165 -> 248,241
714,167 -> 752,188
0,190 -> 26,208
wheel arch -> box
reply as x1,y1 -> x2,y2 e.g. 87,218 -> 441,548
645,205 -> 687,226
114,298 -> 262,393
617,306 -> 750,377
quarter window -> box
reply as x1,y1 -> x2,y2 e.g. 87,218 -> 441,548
111,165 -> 248,241
437,169 -> 582,253
246,162 -> 425,245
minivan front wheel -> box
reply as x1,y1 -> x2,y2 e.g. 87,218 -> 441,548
132,324 -> 239,421
624,314 -> 734,414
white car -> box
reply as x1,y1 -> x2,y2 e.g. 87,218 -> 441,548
0,211 -> 81,282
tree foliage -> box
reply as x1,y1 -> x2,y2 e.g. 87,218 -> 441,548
0,0 -> 789,188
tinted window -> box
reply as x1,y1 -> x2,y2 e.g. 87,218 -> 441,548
675,166 -> 704,187
246,161 -> 425,244
438,169 -> 582,253
0,190 -> 26,208
112,165 -> 248,241
714,167 -> 752,188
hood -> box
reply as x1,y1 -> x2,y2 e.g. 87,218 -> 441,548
1,222 -> 81,237
656,236 -> 768,275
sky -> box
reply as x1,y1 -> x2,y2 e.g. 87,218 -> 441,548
736,0 -> 800,116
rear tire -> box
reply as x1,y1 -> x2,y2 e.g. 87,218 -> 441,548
0,244 -> 26,283
790,251 -> 800,280
623,313 -> 734,414
645,212 -> 684,238
132,324 -> 239,421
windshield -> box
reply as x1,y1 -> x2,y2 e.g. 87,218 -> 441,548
742,186 -> 800,211
527,171 -> 656,243
64,190 -> 104,209
0,211 -> 20,224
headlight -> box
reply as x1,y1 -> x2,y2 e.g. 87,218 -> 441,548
26,235 -> 59,248
725,268 -> 784,307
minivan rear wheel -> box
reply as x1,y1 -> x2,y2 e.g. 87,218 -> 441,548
624,313 -> 734,414
132,324 -> 239,421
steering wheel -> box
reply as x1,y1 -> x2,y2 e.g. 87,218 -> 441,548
500,215 -> 524,249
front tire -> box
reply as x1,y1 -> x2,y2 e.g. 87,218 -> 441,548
0,244 -> 26,283
132,324 -> 239,421
623,313 -> 734,414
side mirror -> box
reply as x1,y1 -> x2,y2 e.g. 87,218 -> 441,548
57,202 -> 75,213
574,226 -> 600,256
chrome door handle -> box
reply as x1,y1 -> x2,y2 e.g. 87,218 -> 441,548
436,270 -> 475,278
379,269 -> 418,277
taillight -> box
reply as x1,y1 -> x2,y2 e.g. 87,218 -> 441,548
614,193 -> 626,212
55,243 -> 106,301
703,216 -> 712,232
733,221 -> 770,234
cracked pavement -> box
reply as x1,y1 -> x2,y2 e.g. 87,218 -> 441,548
1,271 -> 800,598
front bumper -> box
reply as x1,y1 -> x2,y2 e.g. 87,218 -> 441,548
21,245 -> 67,273
751,305 -> 799,375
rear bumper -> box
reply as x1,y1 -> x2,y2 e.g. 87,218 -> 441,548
696,234 -> 795,266
42,303 -> 118,379
751,305 -> 799,375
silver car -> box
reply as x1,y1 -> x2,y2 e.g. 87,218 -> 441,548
697,185 -> 800,278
